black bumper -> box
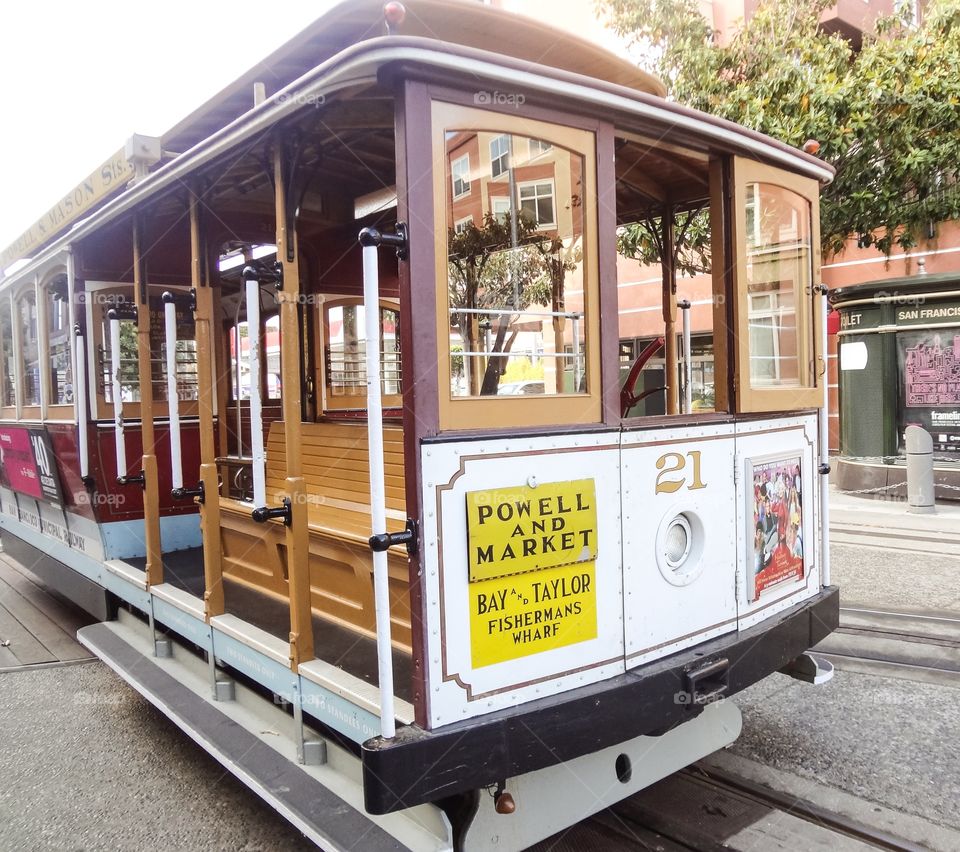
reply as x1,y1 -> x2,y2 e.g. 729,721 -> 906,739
362,585 -> 839,814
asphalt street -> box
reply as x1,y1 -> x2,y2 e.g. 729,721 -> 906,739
1,538 -> 958,850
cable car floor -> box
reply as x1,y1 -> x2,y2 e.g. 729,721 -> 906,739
123,549 -> 413,703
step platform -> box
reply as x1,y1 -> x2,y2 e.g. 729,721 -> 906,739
77,613 -> 453,851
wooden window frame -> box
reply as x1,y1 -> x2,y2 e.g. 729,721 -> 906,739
321,296 -> 402,413
41,274 -> 74,420
730,158 -> 822,413
431,100 -> 602,431
0,294 -> 17,420
16,285 -> 42,419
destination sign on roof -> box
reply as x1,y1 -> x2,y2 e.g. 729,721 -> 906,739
0,148 -> 136,270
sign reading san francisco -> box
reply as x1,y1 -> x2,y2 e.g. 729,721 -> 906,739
465,479 -> 598,668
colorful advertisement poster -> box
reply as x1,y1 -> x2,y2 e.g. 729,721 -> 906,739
750,456 -> 804,601
0,426 -> 63,503
898,330 -> 960,457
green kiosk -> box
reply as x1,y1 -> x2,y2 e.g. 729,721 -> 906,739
830,272 -> 960,500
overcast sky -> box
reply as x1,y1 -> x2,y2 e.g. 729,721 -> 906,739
0,1 -> 637,263
0,1 -> 332,252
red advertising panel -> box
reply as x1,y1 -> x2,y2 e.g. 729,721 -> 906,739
0,426 -> 64,503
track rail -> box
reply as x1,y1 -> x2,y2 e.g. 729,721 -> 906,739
535,760 -> 927,851
814,606 -> 960,686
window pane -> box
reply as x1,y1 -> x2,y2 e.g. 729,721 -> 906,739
744,183 -> 812,389
0,304 -> 15,407
445,131 -> 586,397
20,293 -> 40,406
47,287 -> 73,405
264,314 -> 281,399
324,303 -> 401,405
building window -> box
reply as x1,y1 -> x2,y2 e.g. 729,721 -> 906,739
518,180 -> 556,229
529,138 -> 552,156
491,196 -> 511,223
451,154 -> 471,199
490,134 -> 510,178
454,216 -> 474,234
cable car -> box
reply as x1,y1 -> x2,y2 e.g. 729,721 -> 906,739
0,1 -> 838,848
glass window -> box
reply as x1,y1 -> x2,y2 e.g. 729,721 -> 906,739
744,182 -> 813,389
490,134 -> 509,178
445,130 -> 587,398
323,300 -> 402,410
454,216 -> 474,235
518,180 -> 556,230
1,303 -> 15,408
46,284 -> 73,406
230,320 -> 250,400
451,154 -> 471,199
19,292 -> 40,407
529,139 -> 552,157
264,314 -> 281,400
101,314 -> 140,404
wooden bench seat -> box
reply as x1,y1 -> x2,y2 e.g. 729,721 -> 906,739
217,420 -> 412,652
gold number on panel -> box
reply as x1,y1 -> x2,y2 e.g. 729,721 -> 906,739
655,450 -> 707,494
654,452 -> 685,493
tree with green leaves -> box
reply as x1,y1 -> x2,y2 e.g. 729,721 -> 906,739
447,212 -> 556,395
600,0 -> 960,257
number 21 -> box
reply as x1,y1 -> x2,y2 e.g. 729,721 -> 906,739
655,451 -> 706,494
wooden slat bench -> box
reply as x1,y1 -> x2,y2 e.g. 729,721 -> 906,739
218,420 -> 412,652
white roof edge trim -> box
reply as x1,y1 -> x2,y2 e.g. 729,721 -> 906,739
1,43 -> 830,295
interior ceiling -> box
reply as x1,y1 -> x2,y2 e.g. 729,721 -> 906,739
151,91 -> 396,237
614,138 -> 711,224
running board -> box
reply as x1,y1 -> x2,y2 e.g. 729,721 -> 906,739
77,616 -> 452,852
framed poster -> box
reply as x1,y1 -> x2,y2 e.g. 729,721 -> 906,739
897,329 -> 960,457
748,454 -> 804,602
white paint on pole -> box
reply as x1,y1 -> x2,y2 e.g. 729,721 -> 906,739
362,242 -> 396,739
245,273 -> 266,508
109,316 -> 126,478
75,330 -> 89,480
164,296 -> 183,490
67,248 -> 89,481
819,292 -> 831,587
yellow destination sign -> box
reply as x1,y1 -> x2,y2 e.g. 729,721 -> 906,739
470,560 -> 597,668
1,149 -> 135,270
465,478 -> 597,582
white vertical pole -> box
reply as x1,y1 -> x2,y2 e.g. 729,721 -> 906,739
163,293 -> 183,490
75,329 -> 89,481
362,242 -> 396,739
680,300 -> 692,414
571,313 -> 580,393
67,249 -> 89,481
109,314 -> 126,478
243,269 -> 266,508
819,291 -> 831,587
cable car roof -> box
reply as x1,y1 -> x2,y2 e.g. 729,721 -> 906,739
0,1 -> 833,290
161,0 -> 666,154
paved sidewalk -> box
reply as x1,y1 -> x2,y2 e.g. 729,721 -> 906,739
827,486 -> 960,613
829,485 -> 960,535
